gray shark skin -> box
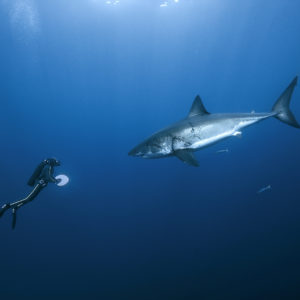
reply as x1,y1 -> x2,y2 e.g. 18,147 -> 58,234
129,77 -> 299,167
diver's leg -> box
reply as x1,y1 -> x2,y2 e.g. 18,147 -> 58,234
7,182 -> 46,229
10,181 -> 47,209
0,181 -> 47,228
0,182 -> 45,217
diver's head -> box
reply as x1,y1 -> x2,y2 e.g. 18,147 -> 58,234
46,158 -> 60,166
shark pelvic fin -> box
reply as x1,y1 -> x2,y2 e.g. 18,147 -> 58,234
188,95 -> 210,118
174,150 -> 199,167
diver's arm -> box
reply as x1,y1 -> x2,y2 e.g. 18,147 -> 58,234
48,174 -> 59,184
42,165 -> 59,184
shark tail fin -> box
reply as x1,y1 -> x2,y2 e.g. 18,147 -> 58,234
272,76 -> 300,128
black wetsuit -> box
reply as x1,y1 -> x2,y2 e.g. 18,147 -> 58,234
0,158 -> 60,229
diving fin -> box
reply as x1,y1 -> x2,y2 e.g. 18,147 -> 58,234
175,150 -> 199,167
0,203 -> 11,218
12,208 -> 17,230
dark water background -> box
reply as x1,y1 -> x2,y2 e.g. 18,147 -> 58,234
1,0 -> 300,299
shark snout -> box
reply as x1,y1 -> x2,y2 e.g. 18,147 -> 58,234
128,145 -> 142,157
129,136 -> 172,159
128,140 -> 150,157
128,148 -> 136,156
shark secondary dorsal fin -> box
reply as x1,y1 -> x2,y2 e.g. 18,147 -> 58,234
174,150 -> 199,167
188,95 -> 209,118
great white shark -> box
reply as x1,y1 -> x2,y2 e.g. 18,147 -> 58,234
129,77 -> 299,167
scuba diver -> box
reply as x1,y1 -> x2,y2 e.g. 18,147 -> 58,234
0,158 -> 61,229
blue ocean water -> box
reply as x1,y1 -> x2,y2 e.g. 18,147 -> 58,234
1,0 -> 300,299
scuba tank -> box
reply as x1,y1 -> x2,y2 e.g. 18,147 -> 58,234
27,160 -> 48,186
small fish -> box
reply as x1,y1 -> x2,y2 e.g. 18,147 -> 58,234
232,131 -> 242,138
216,148 -> 229,153
257,185 -> 271,194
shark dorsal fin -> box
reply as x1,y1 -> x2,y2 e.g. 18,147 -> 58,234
188,95 -> 209,118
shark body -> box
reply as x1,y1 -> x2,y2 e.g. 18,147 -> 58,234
129,77 -> 299,166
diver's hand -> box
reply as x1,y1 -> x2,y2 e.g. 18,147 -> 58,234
55,178 -> 62,185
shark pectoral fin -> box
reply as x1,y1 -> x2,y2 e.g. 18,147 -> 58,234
174,150 -> 199,167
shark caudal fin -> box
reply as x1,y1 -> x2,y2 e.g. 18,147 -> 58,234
272,76 -> 300,128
